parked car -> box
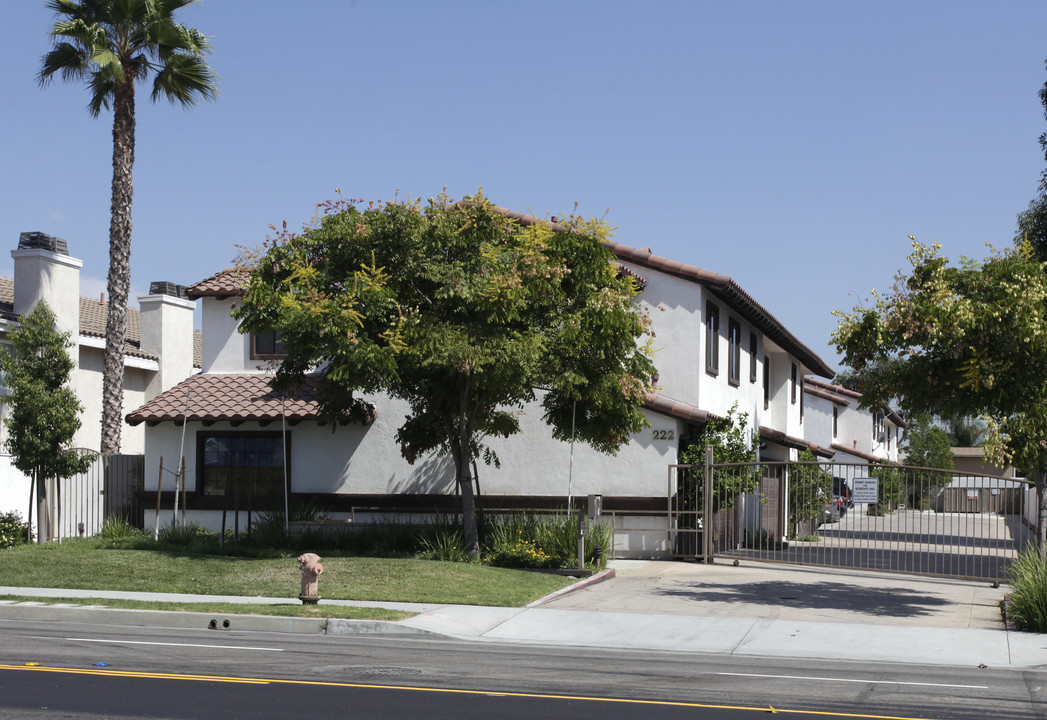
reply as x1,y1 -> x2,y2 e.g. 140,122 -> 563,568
821,498 -> 841,525
832,476 -> 852,517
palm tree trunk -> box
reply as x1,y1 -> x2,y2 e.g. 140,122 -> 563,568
101,79 -> 136,454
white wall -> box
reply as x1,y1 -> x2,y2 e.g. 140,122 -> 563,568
200,296 -> 259,374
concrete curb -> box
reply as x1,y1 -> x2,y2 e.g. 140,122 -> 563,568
525,568 -> 616,608
0,602 -> 326,634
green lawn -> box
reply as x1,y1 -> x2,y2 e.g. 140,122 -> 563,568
0,539 -> 576,609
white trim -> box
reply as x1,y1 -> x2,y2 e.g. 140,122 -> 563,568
78,334 -> 158,371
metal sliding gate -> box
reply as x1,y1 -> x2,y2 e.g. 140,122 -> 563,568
669,459 -> 1035,583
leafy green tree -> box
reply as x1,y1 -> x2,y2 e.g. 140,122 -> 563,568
234,192 -> 656,556
901,413 -> 956,510
678,404 -> 760,517
787,449 -> 832,537
944,414 -> 985,447
867,465 -> 906,516
0,304 -> 95,542
38,0 -> 217,453
833,239 -> 1047,551
1016,60 -> 1047,259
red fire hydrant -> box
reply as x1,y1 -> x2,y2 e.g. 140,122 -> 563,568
297,552 -> 323,604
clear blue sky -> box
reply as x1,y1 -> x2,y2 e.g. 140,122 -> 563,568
3,1 -> 1047,374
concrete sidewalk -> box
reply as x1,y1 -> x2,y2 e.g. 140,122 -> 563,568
1,560 -> 1044,670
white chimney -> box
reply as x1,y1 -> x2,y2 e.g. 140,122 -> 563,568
138,281 -> 194,400
12,232 -> 82,353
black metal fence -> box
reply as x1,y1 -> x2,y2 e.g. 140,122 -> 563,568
52,453 -> 145,539
669,459 -> 1034,583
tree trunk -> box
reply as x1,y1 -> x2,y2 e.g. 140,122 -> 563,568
35,472 -> 50,544
101,78 -> 136,454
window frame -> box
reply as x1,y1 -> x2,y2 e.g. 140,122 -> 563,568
763,356 -> 770,410
250,328 -> 287,360
727,318 -> 742,386
749,332 -> 758,384
196,430 -> 289,499
705,302 -> 720,376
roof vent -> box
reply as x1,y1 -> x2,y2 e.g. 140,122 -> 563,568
149,281 -> 188,299
18,231 -> 68,255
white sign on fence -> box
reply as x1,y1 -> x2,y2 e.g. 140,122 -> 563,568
852,477 -> 878,504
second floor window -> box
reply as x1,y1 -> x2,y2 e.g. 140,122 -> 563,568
251,328 -> 286,359
749,332 -> 757,383
728,318 -> 741,386
705,302 -> 720,375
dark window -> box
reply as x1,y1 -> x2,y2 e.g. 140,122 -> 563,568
763,356 -> 770,410
198,432 -> 287,497
728,318 -> 741,386
790,363 -> 798,404
251,329 -> 286,359
749,333 -> 758,383
799,376 -> 804,423
832,407 -> 839,438
705,302 -> 720,375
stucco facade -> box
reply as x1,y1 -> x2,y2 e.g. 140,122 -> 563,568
132,226 -> 835,555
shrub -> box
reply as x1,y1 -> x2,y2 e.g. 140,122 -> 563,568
157,521 -> 207,546
0,511 -> 29,548
483,511 -> 610,569
98,514 -> 141,539
1007,545 -> 1047,633
417,527 -> 470,562
484,537 -> 561,569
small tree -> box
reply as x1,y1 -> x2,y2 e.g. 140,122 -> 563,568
788,449 -> 833,537
902,413 -> 955,508
0,303 -> 94,542
678,404 -> 760,518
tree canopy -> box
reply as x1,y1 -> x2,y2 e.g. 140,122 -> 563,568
832,239 -> 1047,549
234,192 -> 657,554
1015,60 -> 1047,259
0,303 -> 94,542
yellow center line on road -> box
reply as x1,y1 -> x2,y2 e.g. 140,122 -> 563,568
0,664 -> 944,720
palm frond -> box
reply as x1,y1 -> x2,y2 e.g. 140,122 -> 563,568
38,42 -> 90,85
151,53 -> 218,107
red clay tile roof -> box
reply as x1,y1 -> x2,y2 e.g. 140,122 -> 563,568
126,373 -> 376,426
186,268 -> 250,299
759,426 -> 834,458
803,376 -> 906,428
0,276 -> 202,367
831,443 -> 893,464
643,392 -> 720,424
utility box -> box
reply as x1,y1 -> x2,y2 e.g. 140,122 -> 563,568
587,494 -> 602,520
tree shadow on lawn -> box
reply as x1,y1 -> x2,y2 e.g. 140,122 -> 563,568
656,580 -> 951,618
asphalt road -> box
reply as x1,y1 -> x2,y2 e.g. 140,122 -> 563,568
1,617 -> 1043,720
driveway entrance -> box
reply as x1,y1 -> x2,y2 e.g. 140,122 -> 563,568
668,459 -> 1034,583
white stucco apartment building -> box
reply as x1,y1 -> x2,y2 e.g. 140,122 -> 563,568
128,208 -> 837,555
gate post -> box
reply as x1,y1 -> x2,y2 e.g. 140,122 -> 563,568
703,445 -> 713,562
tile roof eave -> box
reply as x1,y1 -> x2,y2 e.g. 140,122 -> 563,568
126,373 -> 376,427
758,425 -> 834,458
830,443 -> 894,464
643,392 -> 722,425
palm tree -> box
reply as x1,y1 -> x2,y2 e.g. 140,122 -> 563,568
38,0 -> 217,453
